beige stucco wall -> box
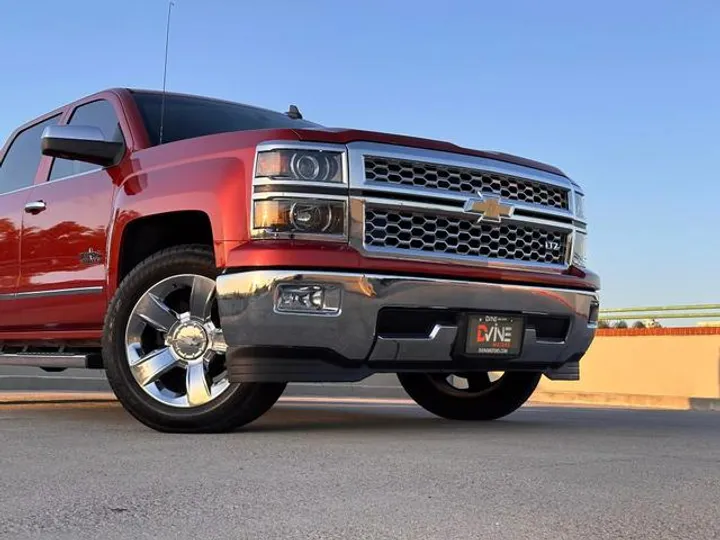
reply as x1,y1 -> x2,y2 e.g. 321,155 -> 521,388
539,335 -> 720,398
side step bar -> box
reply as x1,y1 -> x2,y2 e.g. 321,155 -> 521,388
0,353 -> 102,369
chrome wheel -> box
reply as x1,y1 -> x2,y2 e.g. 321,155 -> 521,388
125,274 -> 230,408
435,372 -> 505,395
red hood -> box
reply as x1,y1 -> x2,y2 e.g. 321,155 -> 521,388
291,127 -> 567,177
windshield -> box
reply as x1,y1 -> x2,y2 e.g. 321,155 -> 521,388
131,90 -> 321,146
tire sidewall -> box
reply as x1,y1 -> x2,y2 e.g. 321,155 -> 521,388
398,371 -> 541,421
103,246 -> 284,431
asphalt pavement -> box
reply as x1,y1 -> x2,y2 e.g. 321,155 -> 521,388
0,365 -> 408,398
0,398 -> 718,540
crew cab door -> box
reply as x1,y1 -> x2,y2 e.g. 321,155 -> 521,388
0,115 -> 60,329
18,100 -> 124,329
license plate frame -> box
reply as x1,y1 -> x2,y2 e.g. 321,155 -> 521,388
463,313 -> 525,358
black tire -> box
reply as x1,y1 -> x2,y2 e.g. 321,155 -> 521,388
397,371 -> 541,421
102,245 -> 286,433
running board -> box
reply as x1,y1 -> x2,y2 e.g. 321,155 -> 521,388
0,353 -> 102,369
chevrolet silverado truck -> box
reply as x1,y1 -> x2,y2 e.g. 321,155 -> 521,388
0,89 -> 600,432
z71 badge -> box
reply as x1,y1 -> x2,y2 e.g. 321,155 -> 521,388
79,248 -> 103,265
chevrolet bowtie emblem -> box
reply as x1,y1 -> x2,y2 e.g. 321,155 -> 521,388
463,193 -> 514,223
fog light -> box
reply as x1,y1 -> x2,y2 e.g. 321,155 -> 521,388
275,284 -> 341,315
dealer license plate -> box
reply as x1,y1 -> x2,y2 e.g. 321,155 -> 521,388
464,314 -> 524,356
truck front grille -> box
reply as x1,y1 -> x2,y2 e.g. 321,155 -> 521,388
364,207 -> 569,265
364,156 -> 569,210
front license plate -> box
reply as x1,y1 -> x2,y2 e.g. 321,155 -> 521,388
465,314 -> 524,356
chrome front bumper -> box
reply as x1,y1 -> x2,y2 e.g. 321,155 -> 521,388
216,270 -> 598,380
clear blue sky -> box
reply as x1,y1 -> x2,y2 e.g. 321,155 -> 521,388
1,0 -> 718,310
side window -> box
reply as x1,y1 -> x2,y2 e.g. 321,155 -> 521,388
49,100 -> 124,181
0,116 -> 60,195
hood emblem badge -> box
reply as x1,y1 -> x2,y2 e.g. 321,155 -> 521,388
463,192 -> 514,223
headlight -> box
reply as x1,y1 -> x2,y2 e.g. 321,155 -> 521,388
574,192 -> 585,220
253,199 -> 346,238
256,149 -> 344,183
572,231 -> 587,268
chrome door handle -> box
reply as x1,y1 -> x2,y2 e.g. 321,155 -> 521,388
24,200 -> 47,214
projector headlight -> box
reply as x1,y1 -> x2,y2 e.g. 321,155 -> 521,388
256,149 -> 344,183
253,198 -> 347,239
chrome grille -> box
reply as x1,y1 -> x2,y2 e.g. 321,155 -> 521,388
364,207 -> 568,265
364,156 -> 569,209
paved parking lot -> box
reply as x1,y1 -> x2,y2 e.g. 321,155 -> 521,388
0,399 -> 718,540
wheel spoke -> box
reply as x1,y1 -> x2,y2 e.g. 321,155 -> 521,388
188,276 -> 215,320
131,347 -> 178,386
186,361 -> 212,406
135,293 -> 178,333
210,330 -> 227,354
448,375 -> 468,390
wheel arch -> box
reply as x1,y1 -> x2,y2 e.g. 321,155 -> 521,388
108,210 -> 218,293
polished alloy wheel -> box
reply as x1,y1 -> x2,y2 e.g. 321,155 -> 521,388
438,372 -> 505,394
125,274 -> 230,408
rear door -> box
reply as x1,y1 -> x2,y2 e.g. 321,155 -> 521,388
18,100 -> 124,329
0,115 -> 60,329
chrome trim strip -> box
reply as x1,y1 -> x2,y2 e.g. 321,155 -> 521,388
46,167 -> 104,183
360,246 -> 569,273
252,192 -> 350,202
0,354 -> 87,368
347,141 -> 573,190
0,163 -> 107,197
13,286 -> 104,300
0,183 -> 37,197
256,140 -> 349,154
359,196 -> 575,232
356,184 -> 578,222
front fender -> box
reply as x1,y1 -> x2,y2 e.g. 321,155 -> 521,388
106,153 -> 252,295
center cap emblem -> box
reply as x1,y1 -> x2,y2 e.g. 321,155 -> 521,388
464,193 -> 514,223
169,321 -> 209,360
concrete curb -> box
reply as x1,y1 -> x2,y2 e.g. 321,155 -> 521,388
1,388 -> 717,412
689,397 -> 720,412
528,391 -> 693,411
0,391 -> 117,405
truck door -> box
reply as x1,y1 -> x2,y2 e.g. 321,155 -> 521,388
0,115 -> 60,329
18,99 -> 123,330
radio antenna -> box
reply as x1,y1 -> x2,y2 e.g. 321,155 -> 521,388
159,0 -> 175,144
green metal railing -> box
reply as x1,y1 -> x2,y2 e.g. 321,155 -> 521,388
599,304 -> 720,321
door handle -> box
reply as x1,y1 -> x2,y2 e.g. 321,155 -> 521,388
24,200 -> 47,214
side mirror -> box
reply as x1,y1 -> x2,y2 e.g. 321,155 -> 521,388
41,125 -> 124,167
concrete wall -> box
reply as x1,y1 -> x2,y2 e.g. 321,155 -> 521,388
539,334 -> 720,399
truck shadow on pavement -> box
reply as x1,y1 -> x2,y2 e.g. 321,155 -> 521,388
0,401 -> 708,437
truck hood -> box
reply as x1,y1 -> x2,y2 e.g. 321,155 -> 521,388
291,127 -> 567,177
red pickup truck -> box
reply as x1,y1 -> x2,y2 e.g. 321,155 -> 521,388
0,89 -> 599,432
